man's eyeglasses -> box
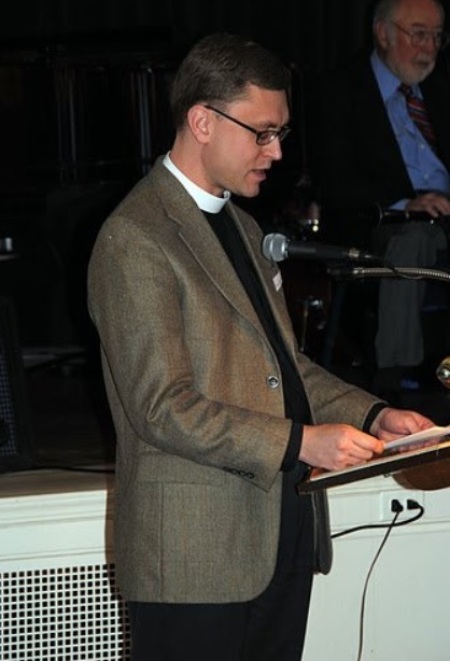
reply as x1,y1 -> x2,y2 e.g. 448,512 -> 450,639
204,105 -> 291,146
391,20 -> 450,50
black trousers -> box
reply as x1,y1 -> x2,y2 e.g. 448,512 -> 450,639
128,480 -> 314,661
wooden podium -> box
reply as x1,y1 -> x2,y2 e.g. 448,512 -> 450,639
298,434 -> 450,493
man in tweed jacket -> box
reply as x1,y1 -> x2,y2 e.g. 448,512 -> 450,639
88,32 -> 434,661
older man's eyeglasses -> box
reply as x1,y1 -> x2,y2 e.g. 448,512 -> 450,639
204,105 -> 291,146
391,20 -> 450,50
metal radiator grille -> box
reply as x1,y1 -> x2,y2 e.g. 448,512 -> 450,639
0,563 -> 130,660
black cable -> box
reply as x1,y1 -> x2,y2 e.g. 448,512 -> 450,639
356,510 -> 401,661
330,500 -> 425,661
388,264 -> 433,281
332,503 -> 424,538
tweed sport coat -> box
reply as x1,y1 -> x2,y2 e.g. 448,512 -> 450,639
87,157 -> 383,604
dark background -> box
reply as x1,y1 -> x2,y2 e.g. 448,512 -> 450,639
0,1 -> 450,473
0,0 -> 450,352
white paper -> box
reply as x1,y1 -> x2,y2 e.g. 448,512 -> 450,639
383,424 -> 450,452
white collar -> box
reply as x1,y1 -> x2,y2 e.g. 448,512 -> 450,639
163,153 -> 230,213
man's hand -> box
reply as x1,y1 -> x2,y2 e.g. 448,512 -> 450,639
299,408 -> 435,472
406,192 -> 450,218
300,424 -> 384,472
369,407 -> 434,442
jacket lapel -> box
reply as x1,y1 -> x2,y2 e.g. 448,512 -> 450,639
154,160 -> 270,339
228,203 -> 299,359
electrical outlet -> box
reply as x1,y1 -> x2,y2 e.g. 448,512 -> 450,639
379,491 -> 424,521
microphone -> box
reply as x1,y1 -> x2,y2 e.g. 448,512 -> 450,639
262,233 -> 380,264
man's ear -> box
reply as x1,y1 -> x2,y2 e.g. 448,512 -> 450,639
374,20 -> 390,50
187,104 -> 212,143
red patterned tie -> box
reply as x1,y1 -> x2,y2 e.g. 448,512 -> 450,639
399,83 -> 437,151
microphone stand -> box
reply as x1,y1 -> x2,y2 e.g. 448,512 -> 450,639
327,264 -> 450,284
321,264 -> 450,370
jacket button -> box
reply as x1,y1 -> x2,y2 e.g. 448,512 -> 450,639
267,376 -> 279,389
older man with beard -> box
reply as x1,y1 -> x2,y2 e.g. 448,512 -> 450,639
309,0 -> 450,399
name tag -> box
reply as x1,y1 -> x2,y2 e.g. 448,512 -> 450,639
273,270 -> 282,292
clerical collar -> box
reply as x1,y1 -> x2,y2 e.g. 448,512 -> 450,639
163,153 -> 230,213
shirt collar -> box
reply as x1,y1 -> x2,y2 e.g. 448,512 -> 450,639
371,50 -> 403,102
371,50 -> 423,100
163,153 -> 230,213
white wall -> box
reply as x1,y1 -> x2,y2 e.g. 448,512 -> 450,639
303,475 -> 450,661
2,468 -> 450,661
